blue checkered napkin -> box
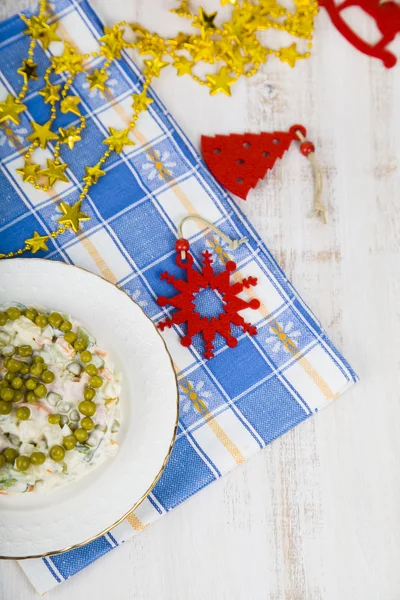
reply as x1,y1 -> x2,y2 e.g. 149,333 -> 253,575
0,0 -> 357,593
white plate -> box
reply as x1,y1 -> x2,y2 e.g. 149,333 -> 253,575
0,259 -> 178,559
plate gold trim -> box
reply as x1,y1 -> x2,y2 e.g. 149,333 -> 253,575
0,258 -> 179,561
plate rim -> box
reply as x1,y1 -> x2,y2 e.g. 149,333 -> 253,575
0,258 -> 179,561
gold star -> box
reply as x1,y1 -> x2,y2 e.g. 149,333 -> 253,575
58,200 -> 90,233
39,159 -> 69,187
52,45 -> 84,75
60,96 -> 81,117
103,127 -> 135,154
278,43 -> 307,68
83,164 -> 106,185
0,95 -> 26,125
170,2 -> 191,17
192,8 -> 217,38
185,37 -> 214,63
143,56 -> 169,77
226,46 -> 249,74
132,92 -> 153,112
24,16 -> 61,50
26,120 -> 58,149
168,32 -> 192,49
17,59 -> 39,85
25,231 -> 49,254
16,161 -> 41,184
38,82 -> 61,104
221,0 -> 236,4
58,126 -> 82,150
173,55 -> 193,76
99,26 -> 125,60
86,69 -> 109,94
206,67 -> 236,96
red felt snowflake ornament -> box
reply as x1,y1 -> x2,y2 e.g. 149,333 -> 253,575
157,239 -> 261,359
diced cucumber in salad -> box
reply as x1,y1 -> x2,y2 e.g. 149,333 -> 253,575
0,304 -> 121,495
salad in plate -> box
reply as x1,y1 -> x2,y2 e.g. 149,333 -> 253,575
0,304 -> 122,495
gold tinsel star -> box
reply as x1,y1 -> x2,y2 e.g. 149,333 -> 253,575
207,67 -> 236,96
192,8 -> 217,38
173,55 -> 193,76
168,32 -> 192,49
16,161 -> 41,184
185,37 -> 215,63
17,59 -> 39,85
87,69 -> 109,94
99,26 -> 125,60
38,82 -> 61,104
0,95 -> 26,125
221,0 -> 237,5
83,164 -> 106,185
26,120 -> 58,149
58,200 -> 90,233
132,92 -> 153,112
144,57 -> 169,77
227,46 -> 249,74
52,45 -> 84,75
25,231 -> 49,254
40,159 -> 69,186
278,43 -> 307,67
24,16 -> 61,50
60,96 -> 81,116
58,126 -> 82,150
103,127 -> 135,154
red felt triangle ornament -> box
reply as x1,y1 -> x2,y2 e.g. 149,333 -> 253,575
201,127 -> 303,200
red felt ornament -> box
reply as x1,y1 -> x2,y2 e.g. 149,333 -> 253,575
319,0 -> 400,68
201,125 -> 327,223
201,126 -> 303,200
156,218 -> 260,360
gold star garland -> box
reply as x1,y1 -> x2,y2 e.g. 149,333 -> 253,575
0,0 -> 317,259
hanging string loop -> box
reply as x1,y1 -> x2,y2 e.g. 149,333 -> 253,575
176,215 -> 248,260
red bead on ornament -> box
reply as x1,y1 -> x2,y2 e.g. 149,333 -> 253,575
300,141 -> 315,156
175,238 -> 190,253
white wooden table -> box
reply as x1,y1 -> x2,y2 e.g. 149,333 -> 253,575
1,1 -> 400,598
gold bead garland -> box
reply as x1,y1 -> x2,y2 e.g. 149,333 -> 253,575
0,0 -> 317,259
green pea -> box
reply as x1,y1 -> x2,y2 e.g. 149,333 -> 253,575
26,391 -> 38,403
4,371 -> 14,382
8,359 -> 22,373
84,387 -> 96,400
80,350 -> 92,363
85,364 -> 98,376
0,381 -> 7,390
74,338 -> 87,352
89,375 -> 103,389
60,320 -> 72,332
4,448 -> 18,463
30,365 -> 43,377
19,363 -> 30,376
11,376 -> 23,390
13,390 -> 24,403
15,455 -> 30,471
25,378 -> 37,390
0,455 -> 5,469
0,387 -> 14,402
35,315 -> 48,328
80,416 -> 94,431
40,369 -> 55,384
48,414 -> 61,425
6,307 -> 21,321
74,428 -> 88,443
0,401 -> 12,415
32,355 -> 44,364
3,358 -> 10,368
18,345 -> 33,357
78,400 -> 96,416
50,445 -> 65,462
34,384 -> 46,398
64,331 -> 77,345
16,407 -> 30,420
63,435 -> 77,451
30,451 -> 46,466
48,312 -> 63,328
25,308 -> 38,321
0,312 -> 7,326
